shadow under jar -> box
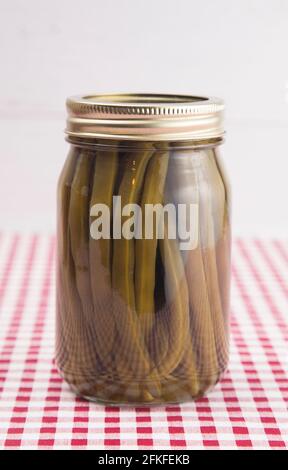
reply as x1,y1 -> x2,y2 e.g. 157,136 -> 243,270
56,93 -> 231,404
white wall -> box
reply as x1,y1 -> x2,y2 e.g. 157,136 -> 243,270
0,0 -> 287,234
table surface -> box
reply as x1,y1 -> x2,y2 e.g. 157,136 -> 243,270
0,233 -> 287,450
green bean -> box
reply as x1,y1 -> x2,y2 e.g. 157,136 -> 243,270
56,147 -> 79,371
213,149 -> 231,320
135,150 -> 169,334
68,149 -> 100,375
165,151 -> 217,387
149,246 -> 170,370
89,148 -> 118,367
111,147 -> 161,397
57,149 -> 102,393
158,222 -> 193,377
197,153 -> 229,373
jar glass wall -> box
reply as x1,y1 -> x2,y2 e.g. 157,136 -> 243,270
56,139 -> 231,404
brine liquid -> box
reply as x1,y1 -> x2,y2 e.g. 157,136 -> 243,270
56,142 -> 231,404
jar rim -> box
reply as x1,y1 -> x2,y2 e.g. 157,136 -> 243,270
65,93 -> 224,142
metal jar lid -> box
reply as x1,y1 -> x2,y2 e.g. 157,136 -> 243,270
65,93 -> 224,142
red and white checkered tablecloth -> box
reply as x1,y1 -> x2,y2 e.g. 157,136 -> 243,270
0,233 -> 287,450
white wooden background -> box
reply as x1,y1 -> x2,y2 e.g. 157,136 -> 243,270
0,0 -> 287,234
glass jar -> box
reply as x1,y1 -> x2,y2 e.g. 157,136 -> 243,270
56,94 -> 231,404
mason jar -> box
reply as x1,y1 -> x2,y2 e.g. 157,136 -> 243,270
56,93 -> 231,404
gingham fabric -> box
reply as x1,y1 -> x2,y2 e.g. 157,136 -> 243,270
0,233 -> 287,450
